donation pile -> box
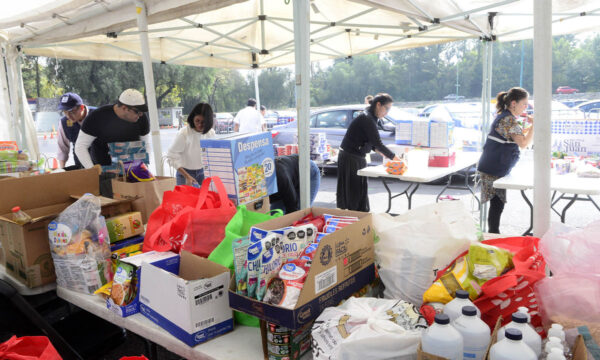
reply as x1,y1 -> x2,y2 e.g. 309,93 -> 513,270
0,149 -> 41,174
233,213 -> 359,309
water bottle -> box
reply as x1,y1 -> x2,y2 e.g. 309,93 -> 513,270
548,323 -> 572,359
544,337 -> 564,355
497,312 -> 542,357
422,313 -> 464,360
452,306 -> 490,360
547,347 -> 567,360
444,290 -> 481,322
490,328 -> 537,360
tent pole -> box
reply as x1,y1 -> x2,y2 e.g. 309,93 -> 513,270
5,46 -> 23,150
479,40 -> 490,231
254,69 -> 261,112
134,0 -> 164,176
293,0 -> 311,209
533,0 -> 552,237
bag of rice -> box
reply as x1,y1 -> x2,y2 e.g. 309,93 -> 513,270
263,259 -> 310,309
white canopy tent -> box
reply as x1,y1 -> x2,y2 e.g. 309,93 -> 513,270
2,0 -> 599,235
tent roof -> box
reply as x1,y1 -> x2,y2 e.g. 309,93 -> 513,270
2,0 -> 600,69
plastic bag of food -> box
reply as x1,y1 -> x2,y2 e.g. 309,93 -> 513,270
247,233 -> 281,299
257,244 -> 283,301
48,194 -> 113,294
422,255 -> 481,304
311,297 -> 427,360
263,259 -> 310,309
280,224 -> 316,262
111,261 -> 136,306
466,242 -> 513,282
233,236 -> 251,295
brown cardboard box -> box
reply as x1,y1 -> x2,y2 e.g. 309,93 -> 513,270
229,207 -> 375,330
112,176 -> 176,223
0,168 -> 100,287
417,317 -> 502,360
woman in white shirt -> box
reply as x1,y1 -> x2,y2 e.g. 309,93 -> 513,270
167,102 -> 216,186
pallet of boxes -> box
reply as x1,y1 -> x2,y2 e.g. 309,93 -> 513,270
228,208 -> 378,359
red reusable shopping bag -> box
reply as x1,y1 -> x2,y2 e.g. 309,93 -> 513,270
144,177 -> 236,257
0,336 -> 62,360
436,237 -> 547,335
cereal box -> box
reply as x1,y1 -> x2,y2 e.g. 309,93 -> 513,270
201,132 -> 277,205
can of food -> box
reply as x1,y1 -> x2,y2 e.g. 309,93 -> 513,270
267,322 -> 289,334
267,354 -> 290,360
267,332 -> 291,344
267,342 -> 291,355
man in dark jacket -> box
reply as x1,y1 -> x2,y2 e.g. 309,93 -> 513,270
56,92 -> 93,169
270,154 -> 321,213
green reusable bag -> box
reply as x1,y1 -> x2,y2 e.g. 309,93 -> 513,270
208,205 -> 283,327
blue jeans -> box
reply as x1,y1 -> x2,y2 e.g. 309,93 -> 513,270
271,160 -> 321,212
176,168 -> 205,186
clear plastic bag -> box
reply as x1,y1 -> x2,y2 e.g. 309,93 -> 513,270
540,220 -> 600,275
48,194 -> 112,294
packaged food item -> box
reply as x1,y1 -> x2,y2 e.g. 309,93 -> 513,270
110,235 -> 144,272
257,245 -> 283,301
300,243 -> 319,261
233,236 -> 251,295
292,213 -> 325,232
323,214 -> 359,223
266,321 -> 313,360
466,242 -> 513,282
247,233 -> 281,298
11,206 -> 32,225
385,160 -> 408,175
263,260 -> 310,309
105,212 -> 144,243
422,256 -> 480,304
314,233 -> 327,243
280,224 -> 316,262
111,261 -> 135,306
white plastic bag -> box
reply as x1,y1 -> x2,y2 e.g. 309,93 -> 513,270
373,201 -> 479,305
311,297 -> 427,360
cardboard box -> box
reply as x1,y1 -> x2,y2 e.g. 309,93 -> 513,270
228,207 -> 375,330
139,251 -> 233,347
105,211 -> 144,243
417,317 -> 502,360
395,119 -> 413,145
429,119 -> 454,148
201,132 -> 277,205
106,251 -> 179,317
552,119 -> 600,156
0,168 -> 100,287
412,118 -> 430,147
388,145 -> 456,168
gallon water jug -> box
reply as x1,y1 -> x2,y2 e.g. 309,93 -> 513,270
497,311 -> 542,357
490,328 -> 537,360
544,336 -> 564,355
452,306 -> 490,360
422,314 -> 463,360
547,324 -> 571,359
547,347 -> 567,360
518,306 -> 531,323
444,289 -> 481,322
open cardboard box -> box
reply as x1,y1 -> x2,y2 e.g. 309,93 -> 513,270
0,168 -> 136,287
228,207 -> 375,330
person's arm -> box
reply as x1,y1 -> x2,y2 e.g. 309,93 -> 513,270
509,115 -> 534,149
74,130 -> 96,168
56,120 -> 70,168
166,128 -> 196,185
363,118 -> 396,160
177,167 -> 198,186
233,112 -> 241,132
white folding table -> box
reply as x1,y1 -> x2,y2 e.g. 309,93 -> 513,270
56,286 -> 265,360
494,167 -> 600,235
357,152 -> 481,212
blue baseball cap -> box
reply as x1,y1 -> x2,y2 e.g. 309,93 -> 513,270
58,92 -> 83,110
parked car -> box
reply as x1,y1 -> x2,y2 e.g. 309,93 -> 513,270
560,99 -> 588,108
263,110 -> 279,130
444,94 -> 465,101
271,104 -> 414,154
555,86 -> 578,94
214,112 -> 234,133
527,100 -> 584,119
576,100 -> 600,118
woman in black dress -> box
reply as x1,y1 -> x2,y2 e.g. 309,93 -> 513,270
337,93 -> 400,211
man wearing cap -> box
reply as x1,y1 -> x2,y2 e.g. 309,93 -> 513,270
57,92 -> 93,169
75,89 -> 150,196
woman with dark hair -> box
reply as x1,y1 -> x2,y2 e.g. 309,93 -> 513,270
337,93 -> 400,211
167,102 -> 216,186
478,87 -> 534,233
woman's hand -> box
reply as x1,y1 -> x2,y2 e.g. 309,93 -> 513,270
392,155 -> 401,161
526,115 -> 534,125
185,175 -> 199,187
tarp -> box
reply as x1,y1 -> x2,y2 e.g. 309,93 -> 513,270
1,0 -> 598,69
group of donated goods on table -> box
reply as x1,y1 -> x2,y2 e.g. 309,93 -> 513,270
2,135 -> 600,360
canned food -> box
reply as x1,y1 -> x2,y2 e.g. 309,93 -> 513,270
267,332 -> 290,344
267,343 -> 291,355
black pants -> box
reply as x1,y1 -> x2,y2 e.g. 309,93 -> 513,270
99,172 -> 117,198
336,150 -> 369,212
488,195 -> 505,233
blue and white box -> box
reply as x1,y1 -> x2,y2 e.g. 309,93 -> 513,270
201,132 -> 277,205
106,251 -> 179,317
429,118 -> 454,148
139,251 -> 233,347
395,119 -> 412,145
411,118 -> 430,147
552,119 -> 600,155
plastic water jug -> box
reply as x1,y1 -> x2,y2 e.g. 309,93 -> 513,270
421,314 -> 463,360
546,324 -> 571,359
497,312 -> 542,357
490,328 -> 537,360
444,290 -> 481,322
452,306 -> 490,360
544,337 -> 564,355
518,306 -> 531,323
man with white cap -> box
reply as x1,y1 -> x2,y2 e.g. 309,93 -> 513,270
75,88 -> 150,196
57,92 -> 93,169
